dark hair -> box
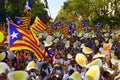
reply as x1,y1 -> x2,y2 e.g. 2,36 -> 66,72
68,69 -> 74,75
40,71 -> 47,79
103,71 -> 110,78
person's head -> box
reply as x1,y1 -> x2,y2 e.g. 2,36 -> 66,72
103,71 -> 111,80
40,71 -> 47,79
68,69 -> 74,76
56,53 -> 61,59
41,63 -> 48,69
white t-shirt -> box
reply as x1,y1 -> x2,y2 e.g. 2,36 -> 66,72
62,73 -> 69,80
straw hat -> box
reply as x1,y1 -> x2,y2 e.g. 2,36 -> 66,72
54,63 -> 60,67
111,58 -> 120,65
85,65 -> 100,80
93,53 -> 105,59
0,62 -> 10,74
109,39 -> 114,43
86,59 -> 102,68
65,41 -> 70,48
7,71 -> 28,80
26,61 -> 38,71
46,35 -> 54,42
0,31 -> 5,43
53,38 -> 59,43
104,33 -> 109,37
43,41 -> 53,47
75,53 -> 87,67
69,71 -> 82,80
67,54 -> 73,59
80,44 -> 85,49
77,31 -> 83,37
82,47 -> 93,54
0,52 -> 6,61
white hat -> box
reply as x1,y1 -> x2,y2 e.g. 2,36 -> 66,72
93,53 -> 105,59
82,47 -> 93,54
46,35 -> 54,42
53,38 -> 59,43
0,62 -> 10,74
80,44 -> 85,48
65,41 -> 70,48
86,59 -> 102,68
67,54 -> 73,59
26,61 -> 38,71
43,41 -> 53,47
7,71 -> 28,80
75,53 -> 87,67
69,71 -> 82,80
0,52 -> 6,61
111,58 -> 120,65
85,65 -> 100,80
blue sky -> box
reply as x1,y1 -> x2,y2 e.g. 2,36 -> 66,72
47,0 -> 66,20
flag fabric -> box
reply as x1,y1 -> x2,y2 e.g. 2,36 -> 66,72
76,24 -> 83,32
29,28 -> 40,46
94,22 -> 100,28
31,17 -> 47,33
45,47 -> 55,58
15,17 -> 22,25
44,0 -> 49,9
61,26 -> 69,37
68,24 -> 74,35
82,21 -> 87,27
25,0 -> 32,11
9,23 -> 44,61
6,14 -> 13,22
46,13 -> 52,20
15,17 -> 31,28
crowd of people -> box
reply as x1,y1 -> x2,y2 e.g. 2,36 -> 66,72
0,26 -> 120,80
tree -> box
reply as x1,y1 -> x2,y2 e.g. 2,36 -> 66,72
0,0 -> 48,24
56,0 -> 120,28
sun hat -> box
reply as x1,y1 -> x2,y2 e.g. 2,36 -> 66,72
82,47 -> 93,54
0,62 -> 10,74
26,61 -> 38,71
43,41 -> 53,47
7,71 -> 28,80
86,59 -> 102,68
75,53 -> 87,67
0,52 -> 6,61
69,71 -> 82,80
85,65 -> 100,80
93,52 -> 105,59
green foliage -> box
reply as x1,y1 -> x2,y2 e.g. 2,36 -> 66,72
57,0 -> 120,27
0,0 -> 48,24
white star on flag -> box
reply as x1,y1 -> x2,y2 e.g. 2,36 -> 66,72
11,31 -> 19,39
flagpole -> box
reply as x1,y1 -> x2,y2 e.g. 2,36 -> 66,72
7,18 -> 12,69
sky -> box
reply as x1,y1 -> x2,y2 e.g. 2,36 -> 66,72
47,0 -> 66,20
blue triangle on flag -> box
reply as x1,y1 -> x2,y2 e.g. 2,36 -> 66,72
9,23 -> 23,47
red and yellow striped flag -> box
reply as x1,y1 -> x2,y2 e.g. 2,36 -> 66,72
16,17 -> 31,28
61,26 -> 69,37
9,23 -> 43,60
31,17 -> 47,32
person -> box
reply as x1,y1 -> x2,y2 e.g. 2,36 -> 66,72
62,69 -> 74,80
